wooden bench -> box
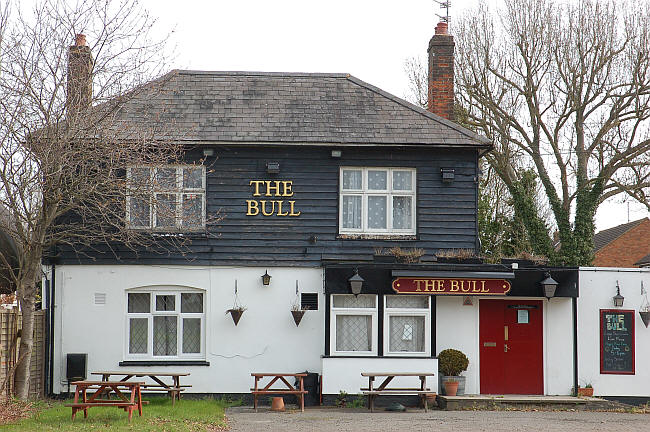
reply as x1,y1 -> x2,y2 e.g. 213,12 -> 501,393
66,381 -> 144,422
361,372 -> 436,412
91,371 -> 191,406
251,373 -> 308,412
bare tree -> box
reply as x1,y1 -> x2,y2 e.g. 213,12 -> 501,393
416,0 -> 650,265
0,0 -> 188,399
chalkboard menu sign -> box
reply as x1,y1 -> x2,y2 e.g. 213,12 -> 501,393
600,309 -> 635,375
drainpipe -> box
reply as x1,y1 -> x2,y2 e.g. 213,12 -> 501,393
48,263 -> 56,396
572,296 -> 578,396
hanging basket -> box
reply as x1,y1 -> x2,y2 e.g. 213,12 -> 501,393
640,310 -> 650,328
291,310 -> 306,327
227,308 -> 245,326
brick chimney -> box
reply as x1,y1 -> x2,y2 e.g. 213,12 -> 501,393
427,22 -> 454,121
67,34 -> 93,117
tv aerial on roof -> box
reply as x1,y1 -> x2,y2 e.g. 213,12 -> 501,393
434,1 -> 451,23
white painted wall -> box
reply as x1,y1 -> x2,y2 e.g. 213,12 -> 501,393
578,268 -> 650,396
53,265 -> 324,394
435,295 -> 574,395
322,357 -> 438,394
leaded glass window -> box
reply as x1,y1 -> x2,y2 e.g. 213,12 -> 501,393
384,295 -> 430,356
330,294 -> 378,356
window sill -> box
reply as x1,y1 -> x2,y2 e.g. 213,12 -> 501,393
322,355 -> 436,359
119,360 -> 210,366
337,234 -> 417,240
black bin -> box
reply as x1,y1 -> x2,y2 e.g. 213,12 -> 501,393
66,353 -> 87,382
296,371 -> 320,406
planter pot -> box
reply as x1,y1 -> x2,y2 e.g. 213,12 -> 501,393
441,375 -> 466,395
436,257 -> 483,265
291,310 -> 306,327
578,387 -> 593,397
271,397 -> 285,411
444,380 -> 459,397
227,309 -> 245,326
373,255 -> 397,263
640,311 -> 650,328
421,392 -> 438,408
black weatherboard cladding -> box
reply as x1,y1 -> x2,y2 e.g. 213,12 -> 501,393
56,146 -> 479,266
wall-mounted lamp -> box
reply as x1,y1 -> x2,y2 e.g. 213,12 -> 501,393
540,272 -> 558,299
348,268 -> 364,296
202,148 -> 215,157
613,281 -> 624,307
331,150 -> 342,158
261,270 -> 271,286
441,168 -> 455,184
266,161 -> 280,174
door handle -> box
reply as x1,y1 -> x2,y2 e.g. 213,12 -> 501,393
504,343 -> 509,353
504,325 -> 508,341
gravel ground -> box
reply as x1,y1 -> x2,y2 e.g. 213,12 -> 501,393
226,406 -> 649,432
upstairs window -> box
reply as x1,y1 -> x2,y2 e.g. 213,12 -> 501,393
339,168 -> 416,235
127,166 -> 205,230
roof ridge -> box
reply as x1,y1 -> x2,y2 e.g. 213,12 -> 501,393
594,217 -> 649,252
173,69 -> 351,79
344,75 -> 491,146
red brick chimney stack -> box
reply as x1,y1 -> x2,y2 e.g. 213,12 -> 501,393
67,34 -> 94,118
427,22 -> 455,121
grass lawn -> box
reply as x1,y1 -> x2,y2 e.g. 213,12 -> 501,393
1,397 -> 231,431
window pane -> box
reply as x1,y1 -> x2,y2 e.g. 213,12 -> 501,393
342,170 -> 362,190
155,194 -> 177,228
332,294 -> 376,308
155,167 -> 176,190
386,295 -> 429,309
393,171 -> 413,191
368,170 -> 387,190
129,197 -> 150,227
367,196 -> 387,229
129,318 -> 148,354
153,316 -> 177,356
128,293 -> 150,313
182,318 -> 201,353
182,194 -> 203,227
336,315 -> 372,352
342,195 -> 362,229
130,167 -> 151,188
156,295 -> 175,311
183,167 -> 203,189
181,293 -> 203,313
389,315 -> 425,352
393,196 -> 413,230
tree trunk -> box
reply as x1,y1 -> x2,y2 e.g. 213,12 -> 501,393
14,281 -> 36,400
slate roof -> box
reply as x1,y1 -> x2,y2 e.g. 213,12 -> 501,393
593,218 -> 648,252
113,70 -> 490,147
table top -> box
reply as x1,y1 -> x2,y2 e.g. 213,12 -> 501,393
361,372 -> 435,377
92,371 -> 190,377
71,381 -> 145,386
251,373 -> 308,377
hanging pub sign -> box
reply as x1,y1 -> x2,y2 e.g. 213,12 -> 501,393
246,180 -> 301,217
392,278 -> 511,295
600,309 -> 635,375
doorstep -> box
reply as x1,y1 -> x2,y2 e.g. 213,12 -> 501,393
437,394 -> 603,411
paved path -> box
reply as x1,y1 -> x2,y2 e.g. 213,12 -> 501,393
226,406 -> 649,432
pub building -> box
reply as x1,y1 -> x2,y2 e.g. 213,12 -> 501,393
44,25 -> 650,405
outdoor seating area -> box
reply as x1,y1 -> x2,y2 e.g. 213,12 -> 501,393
360,372 -> 436,412
91,371 -> 191,406
250,373 -> 308,412
64,380 -> 145,422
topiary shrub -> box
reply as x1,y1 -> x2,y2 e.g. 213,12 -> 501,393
438,348 -> 469,376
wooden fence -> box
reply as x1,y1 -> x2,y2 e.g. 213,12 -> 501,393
0,309 -> 46,399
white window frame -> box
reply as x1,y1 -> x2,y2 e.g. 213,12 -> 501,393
383,295 -> 431,357
125,288 -> 206,360
339,167 -> 416,235
126,165 -> 206,230
330,294 -> 378,356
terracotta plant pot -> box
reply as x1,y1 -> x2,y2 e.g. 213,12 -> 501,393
444,380 -> 459,397
578,387 -> 593,397
271,397 -> 285,411
640,311 -> 650,328
227,308 -> 245,326
291,310 -> 306,327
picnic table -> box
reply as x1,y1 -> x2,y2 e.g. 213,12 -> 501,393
91,371 -> 190,405
65,380 -> 144,422
251,373 -> 308,412
361,372 -> 436,412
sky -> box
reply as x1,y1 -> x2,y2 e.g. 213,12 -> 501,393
118,0 -> 650,230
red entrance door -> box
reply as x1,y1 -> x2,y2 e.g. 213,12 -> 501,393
479,299 -> 544,394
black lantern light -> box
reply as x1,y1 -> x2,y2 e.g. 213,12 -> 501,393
261,270 -> 271,286
613,281 -> 624,307
540,272 -> 558,299
348,268 -> 364,296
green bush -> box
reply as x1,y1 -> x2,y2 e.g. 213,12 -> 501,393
438,348 -> 469,376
